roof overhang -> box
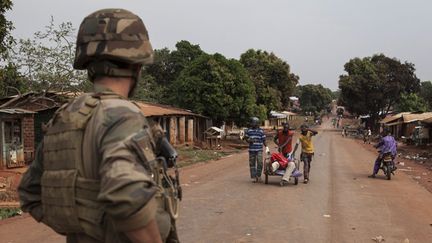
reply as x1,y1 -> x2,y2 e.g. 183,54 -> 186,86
0,108 -> 36,114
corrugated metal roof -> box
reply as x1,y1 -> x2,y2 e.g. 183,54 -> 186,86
422,117 -> 432,124
0,108 -> 36,114
402,112 -> 432,123
134,101 -> 206,118
270,111 -> 287,118
384,121 -> 403,126
281,111 -> 298,116
379,112 -> 410,124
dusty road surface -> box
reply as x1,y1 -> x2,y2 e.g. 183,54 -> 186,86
1,122 -> 432,243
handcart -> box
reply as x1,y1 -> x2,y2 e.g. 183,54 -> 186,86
263,152 -> 302,185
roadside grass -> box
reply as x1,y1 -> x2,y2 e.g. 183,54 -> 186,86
0,207 -> 22,220
177,147 -> 239,168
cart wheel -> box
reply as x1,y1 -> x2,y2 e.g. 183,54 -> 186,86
294,177 -> 298,185
265,173 -> 268,184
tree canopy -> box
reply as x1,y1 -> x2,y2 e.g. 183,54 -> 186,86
339,54 -> 420,128
8,18 -> 88,93
395,93 -> 428,112
136,44 -> 300,123
0,62 -> 27,97
297,84 -> 333,114
0,0 -> 14,59
170,53 -> 259,125
418,81 -> 432,109
134,41 -> 205,102
240,49 -> 299,112
1,13 -> 311,125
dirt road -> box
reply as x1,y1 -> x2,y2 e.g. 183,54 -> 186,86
1,124 -> 432,242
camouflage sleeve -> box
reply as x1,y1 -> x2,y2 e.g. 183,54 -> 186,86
96,101 -> 158,232
17,143 -> 44,222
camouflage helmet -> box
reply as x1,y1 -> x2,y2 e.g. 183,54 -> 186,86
73,8 -> 153,74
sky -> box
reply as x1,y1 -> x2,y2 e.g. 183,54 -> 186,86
6,0 -> 432,90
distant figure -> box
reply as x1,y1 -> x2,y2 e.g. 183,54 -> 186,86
367,128 -> 372,143
364,127 -> 372,144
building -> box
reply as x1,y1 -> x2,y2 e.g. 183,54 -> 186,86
0,92 -> 210,169
380,112 -> 432,142
0,91 -> 77,148
134,102 -> 211,145
0,108 -> 35,169
265,111 -> 301,129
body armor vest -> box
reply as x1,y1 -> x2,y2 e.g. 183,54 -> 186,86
41,95 -> 104,240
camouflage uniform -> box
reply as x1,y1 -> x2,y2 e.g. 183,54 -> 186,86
18,9 -> 179,243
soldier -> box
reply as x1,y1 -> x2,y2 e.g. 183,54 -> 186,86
18,9 -> 180,243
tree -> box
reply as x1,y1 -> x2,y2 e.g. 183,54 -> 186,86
136,41 -> 205,103
339,54 -> 420,129
418,81 -> 432,109
297,84 -> 333,114
240,49 -> 299,112
0,62 -> 28,97
171,53 -> 258,125
145,41 -> 204,86
9,18 -> 88,92
331,90 -> 340,100
132,73 -> 166,103
0,0 -> 23,98
0,0 -> 14,59
395,93 -> 428,112
169,40 -> 205,79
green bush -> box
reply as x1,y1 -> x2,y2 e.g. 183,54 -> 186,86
0,208 -> 22,220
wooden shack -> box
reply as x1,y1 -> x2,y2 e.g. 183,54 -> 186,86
0,108 -> 35,169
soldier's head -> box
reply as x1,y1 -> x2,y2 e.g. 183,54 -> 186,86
250,117 -> 259,128
282,122 -> 290,133
73,9 -> 153,97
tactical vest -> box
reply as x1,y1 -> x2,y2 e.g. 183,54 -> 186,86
41,95 -> 104,240
40,94 -> 180,242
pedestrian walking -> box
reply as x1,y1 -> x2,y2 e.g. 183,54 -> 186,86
244,117 -> 269,183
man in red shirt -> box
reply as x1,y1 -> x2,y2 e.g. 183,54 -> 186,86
274,122 -> 295,157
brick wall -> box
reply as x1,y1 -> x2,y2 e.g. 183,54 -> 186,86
22,115 -> 35,163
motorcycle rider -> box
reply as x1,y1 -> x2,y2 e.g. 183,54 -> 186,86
368,128 -> 397,178
244,117 -> 269,183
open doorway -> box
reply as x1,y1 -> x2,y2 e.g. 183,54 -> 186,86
2,119 -> 25,168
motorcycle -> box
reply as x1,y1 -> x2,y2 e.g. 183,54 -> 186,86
380,152 -> 395,180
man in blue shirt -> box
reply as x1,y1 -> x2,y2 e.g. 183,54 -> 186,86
244,117 -> 269,183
